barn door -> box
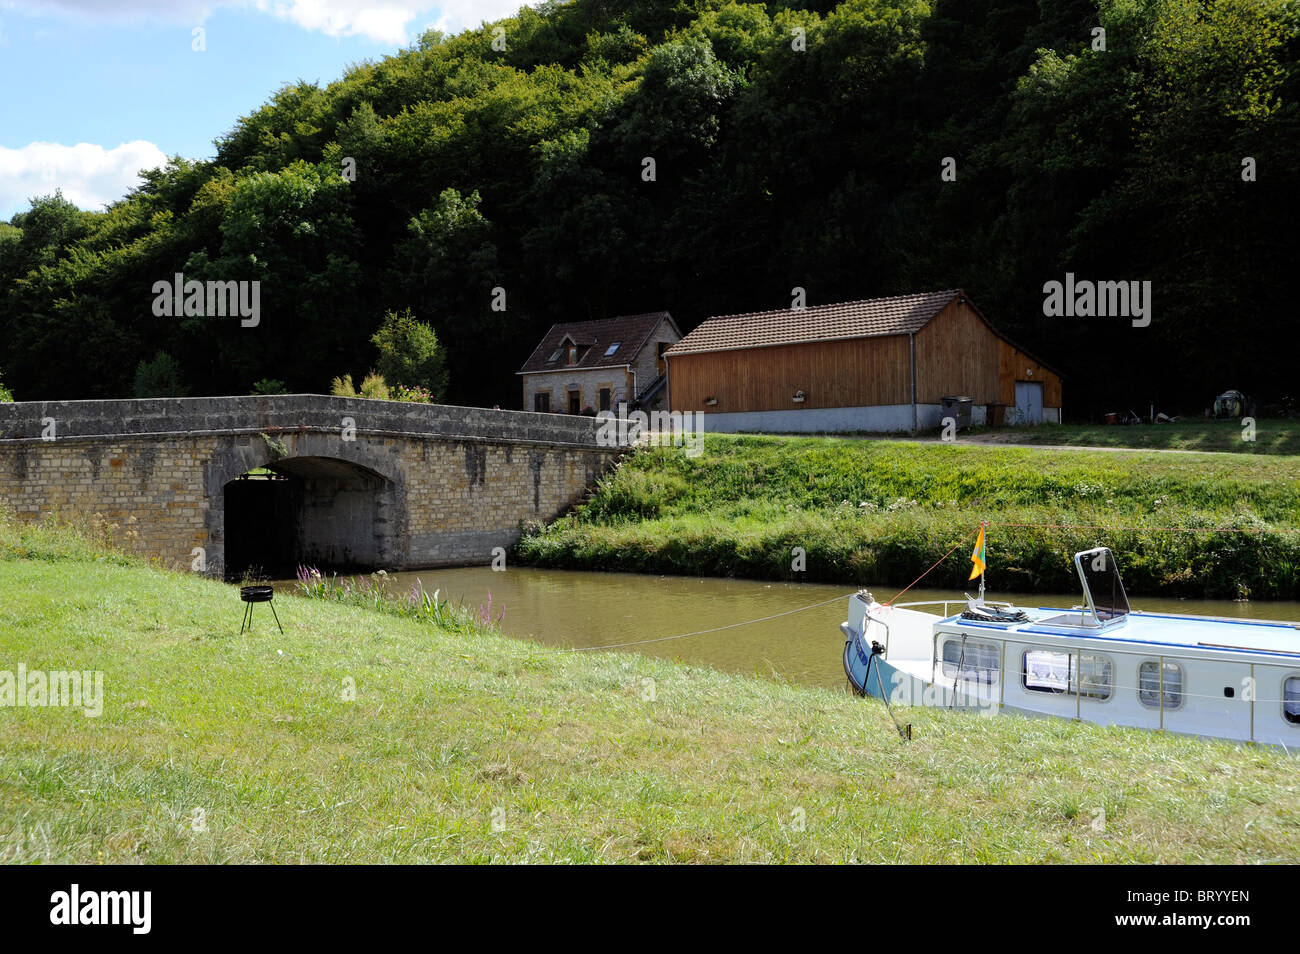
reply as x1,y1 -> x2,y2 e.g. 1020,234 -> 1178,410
1014,381 -> 1044,424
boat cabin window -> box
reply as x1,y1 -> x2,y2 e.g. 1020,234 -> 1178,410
1077,655 -> 1114,699
940,638 -> 999,686
1138,661 -> 1184,710
1075,547 -> 1130,622
1284,677 -> 1300,725
1021,650 -> 1114,700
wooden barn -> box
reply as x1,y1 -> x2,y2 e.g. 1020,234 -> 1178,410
665,290 -> 1062,433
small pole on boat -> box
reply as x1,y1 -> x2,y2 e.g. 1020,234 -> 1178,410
978,521 -> 987,604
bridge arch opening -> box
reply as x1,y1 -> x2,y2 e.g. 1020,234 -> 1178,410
223,456 -> 394,580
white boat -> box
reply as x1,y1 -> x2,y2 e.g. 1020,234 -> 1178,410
841,546 -> 1300,747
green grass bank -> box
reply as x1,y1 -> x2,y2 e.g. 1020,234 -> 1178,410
1,514 -> 1297,863
975,418 -> 1300,455
515,435 -> 1300,599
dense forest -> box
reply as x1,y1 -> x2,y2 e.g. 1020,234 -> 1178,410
1,0 -> 1296,415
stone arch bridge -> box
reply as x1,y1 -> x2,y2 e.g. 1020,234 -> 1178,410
0,396 -> 624,579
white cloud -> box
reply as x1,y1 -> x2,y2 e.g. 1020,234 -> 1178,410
254,0 -> 418,45
3,0 -> 533,43
425,1 -> 525,34
1,1 -> 216,20
0,141 -> 169,220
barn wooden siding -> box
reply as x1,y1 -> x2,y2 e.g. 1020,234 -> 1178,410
667,335 -> 911,413
914,299 -> 1001,403
668,297 -> 1061,414
998,341 -> 1062,407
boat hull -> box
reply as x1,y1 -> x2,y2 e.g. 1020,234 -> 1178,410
844,616 -> 996,712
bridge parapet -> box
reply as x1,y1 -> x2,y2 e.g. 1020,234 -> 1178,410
0,395 -> 608,448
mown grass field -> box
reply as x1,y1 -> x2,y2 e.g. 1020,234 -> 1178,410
1,515 -> 1297,863
972,418 -> 1300,455
515,434 -> 1300,598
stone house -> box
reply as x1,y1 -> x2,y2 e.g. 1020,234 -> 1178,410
518,312 -> 681,414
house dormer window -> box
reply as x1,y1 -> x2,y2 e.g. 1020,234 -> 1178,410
567,345 -> 578,365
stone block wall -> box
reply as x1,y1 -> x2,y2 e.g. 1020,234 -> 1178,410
521,368 -> 634,414
0,436 -> 216,568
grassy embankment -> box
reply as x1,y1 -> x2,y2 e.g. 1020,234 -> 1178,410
1,513 -> 1297,863
515,435 -> 1300,599
972,418 -> 1300,455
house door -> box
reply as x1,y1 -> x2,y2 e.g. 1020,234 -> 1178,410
568,390 -> 581,414
1014,381 -> 1044,424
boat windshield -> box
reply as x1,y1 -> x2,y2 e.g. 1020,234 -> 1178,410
1074,547 -> 1130,622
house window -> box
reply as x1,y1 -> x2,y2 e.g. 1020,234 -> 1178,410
534,392 -> 550,413
599,387 -> 611,411
1138,661 -> 1184,710
604,341 -> 621,357
547,349 -> 562,364
1284,677 -> 1300,725
568,345 -> 578,365
568,390 -> 581,414
940,638 -> 999,686
1022,650 -> 1113,700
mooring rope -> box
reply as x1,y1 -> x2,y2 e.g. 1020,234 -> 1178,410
990,522 -> 1295,534
524,591 -> 855,656
883,524 -> 982,606
950,633 -> 968,708
871,651 -> 909,740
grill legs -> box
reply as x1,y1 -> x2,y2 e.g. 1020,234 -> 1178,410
240,599 -> 284,635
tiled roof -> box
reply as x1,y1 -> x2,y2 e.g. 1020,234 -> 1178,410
665,291 -> 963,356
519,312 -> 675,374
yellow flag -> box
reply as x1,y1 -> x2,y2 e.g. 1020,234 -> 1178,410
968,525 -> 987,581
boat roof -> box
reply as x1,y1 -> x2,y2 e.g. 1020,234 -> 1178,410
940,606 -> 1300,660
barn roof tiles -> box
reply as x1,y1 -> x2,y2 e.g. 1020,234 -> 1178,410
665,291 -> 963,356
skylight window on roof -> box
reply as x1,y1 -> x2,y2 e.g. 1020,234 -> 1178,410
604,341 -> 621,357
547,349 -> 563,363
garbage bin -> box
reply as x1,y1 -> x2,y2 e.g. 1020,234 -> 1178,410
941,395 -> 973,430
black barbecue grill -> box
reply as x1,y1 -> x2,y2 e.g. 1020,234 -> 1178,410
239,585 -> 283,635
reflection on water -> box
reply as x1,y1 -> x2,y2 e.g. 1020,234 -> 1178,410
276,567 -> 1300,690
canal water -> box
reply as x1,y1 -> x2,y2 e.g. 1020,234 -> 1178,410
277,567 -> 1300,690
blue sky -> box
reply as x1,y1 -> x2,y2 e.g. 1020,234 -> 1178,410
0,1 -> 530,219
